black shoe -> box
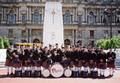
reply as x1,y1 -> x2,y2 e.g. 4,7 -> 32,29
109,75 -> 113,77
10,73 -> 13,75
7,73 -> 9,76
10,73 -> 14,77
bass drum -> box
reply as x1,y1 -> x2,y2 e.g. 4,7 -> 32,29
42,69 -> 50,77
104,68 -> 110,77
64,69 -> 72,77
50,62 -> 64,78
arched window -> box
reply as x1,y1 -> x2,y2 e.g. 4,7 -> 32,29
78,15 -> 82,24
9,10 -> 15,23
102,11 -> 108,23
34,10 -> 40,23
116,11 -> 120,24
64,10 -> 71,24
64,39 -> 70,45
88,11 -> 94,23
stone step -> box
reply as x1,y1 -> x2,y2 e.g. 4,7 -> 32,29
0,62 -> 5,68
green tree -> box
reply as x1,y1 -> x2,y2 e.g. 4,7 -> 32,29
0,36 -> 4,49
3,36 -> 10,48
96,35 -> 120,50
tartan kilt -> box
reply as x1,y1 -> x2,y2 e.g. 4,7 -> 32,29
35,60 -> 43,67
26,61 -> 35,67
82,61 -> 88,67
69,60 -> 74,68
5,59 -> 13,66
42,61 -> 49,68
97,62 -> 106,69
89,62 -> 97,68
12,61 -> 22,68
78,60 -> 82,67
107,62 -> 115,68
61,59 -> 70,68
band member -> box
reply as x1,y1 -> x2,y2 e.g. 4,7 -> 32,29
34,46 -> 43,67
81,46 -> 89,70
12,44 -> 21,67
19,45 -> 26,67
51,49 -> 62,63
5,43 -> 14,76
107,47 -> 116,77
89,48 -> 97,78
24,45 -> 34,67
61,47 -> 70,68
97,48 -> 107,77
95,45 -> 101,54
42,46 -> 51,68
69,46 -> 76,70
76,46 -> 82,73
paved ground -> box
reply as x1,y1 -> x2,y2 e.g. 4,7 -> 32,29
0,69 -> 120,83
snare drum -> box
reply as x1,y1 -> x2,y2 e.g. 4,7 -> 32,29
50,63 -> 64,78
64,69 -> 72,77
42,69 -> 50,77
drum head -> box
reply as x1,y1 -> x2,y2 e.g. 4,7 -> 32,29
104,68 -> 110,77
50,63 -> 64,78
64,69 -> 72,77
42,69 -> 50,77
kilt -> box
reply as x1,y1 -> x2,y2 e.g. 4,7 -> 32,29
5,59 -> 13,66
13,61 -> 22,68
26,61 -> 35,67
35,60 -> 43,67
61,59 -> 70,68
97,62 -> 106,69
78,60 -> 82,67
89,62 -> 97,69
70,61 -> 74,68
82,61 -> 88,67
42,61 -> 49,68
107,62 -> 115,68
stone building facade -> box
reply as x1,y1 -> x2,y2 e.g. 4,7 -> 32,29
0,0 -> 120,46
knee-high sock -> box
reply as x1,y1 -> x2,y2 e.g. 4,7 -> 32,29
110,68 -> 113,75
11,67 -> 13,73
100,69 -> 104,76
6,66 -> 9,74
78,67 -> 81,73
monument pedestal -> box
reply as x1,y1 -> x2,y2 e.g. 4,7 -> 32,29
43,2 -> 64,47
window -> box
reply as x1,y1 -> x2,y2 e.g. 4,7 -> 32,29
8,29 -> 13,37
34,0 -> 39,2
34,10 -> 40,23
77,40 -> 82,46
116,11 -> 120,24
77,30 -> 82,38
102,11 -> 108,24
22,30 -> 27,37
9,10 -> 15,24
0,14 -> 1,23
88,11 -> 94,24
22,14 -> 27,23
90,30 -> 94,38
78,15 -> 82,24
118,31 -> 120,35
104,30 -> 109,38
90,41 -> 94,47
64,10 -> 71,24
64,0 -> 73,3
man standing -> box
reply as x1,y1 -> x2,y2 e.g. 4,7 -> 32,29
107,47 -> 116,77
5,43 -> 14,76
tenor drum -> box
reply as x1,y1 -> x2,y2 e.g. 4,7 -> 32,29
50,63 -> 64,78
42,69 -> 50,77
64,69 -> 72,77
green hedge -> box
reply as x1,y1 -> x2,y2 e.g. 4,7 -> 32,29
96,35 -> 120,50
0,36 -> 10,49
